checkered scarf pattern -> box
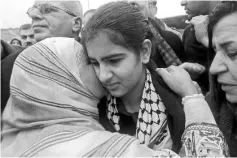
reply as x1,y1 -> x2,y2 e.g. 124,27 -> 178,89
106,69 -> 170,147
149,22 -> 182,66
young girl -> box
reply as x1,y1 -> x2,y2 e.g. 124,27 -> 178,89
82,1 -> 227,154
1,37 -> 227,157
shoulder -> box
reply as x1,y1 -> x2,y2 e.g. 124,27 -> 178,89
1,51 -> 21,71
160,28 -> 181,42
183,25 -> 194,36
154,17 -> 166,30
98,97 -> 116,132
1,40 -> 23,60
158,29 -> 186,61
148,67 -> 183,111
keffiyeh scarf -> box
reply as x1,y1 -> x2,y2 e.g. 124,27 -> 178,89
107,69 -> 172,149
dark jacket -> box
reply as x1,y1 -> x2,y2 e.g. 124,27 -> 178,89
1,40 -> 23,60
149,18 -> 187,68
1,48 -> 22,113
183,25 -> 209,94
98,60 -> 185,153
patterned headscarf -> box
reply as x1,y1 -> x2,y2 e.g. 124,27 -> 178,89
1,37 -> 105,156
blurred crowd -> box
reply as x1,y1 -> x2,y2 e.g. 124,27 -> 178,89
1,0 -> 237,157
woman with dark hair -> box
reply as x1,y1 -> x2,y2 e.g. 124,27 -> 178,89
158,1 -> 237,157
206,1 -> 237,156
82,1 -> 228,156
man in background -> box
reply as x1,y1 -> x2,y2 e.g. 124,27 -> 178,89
148,0 -> 182,39
19,24 -> 36,47
181,0 -> 218,20
128,0 -> 186,67
148,0 -> 166,29
181,0 -> 219,94
1,0 -> 83,112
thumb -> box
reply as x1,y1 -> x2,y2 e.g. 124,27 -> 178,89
194,63 -> 206,72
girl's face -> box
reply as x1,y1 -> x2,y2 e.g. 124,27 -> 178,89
86,32 -> 151,98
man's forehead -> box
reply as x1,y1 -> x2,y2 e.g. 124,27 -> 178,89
34,0 -> 64,8
127,0 -> 148,4
20,29 -> 34,35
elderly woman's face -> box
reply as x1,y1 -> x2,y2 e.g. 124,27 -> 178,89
210,13 -> 237,103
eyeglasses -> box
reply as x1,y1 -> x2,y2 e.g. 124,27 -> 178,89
27,4 -> 77,17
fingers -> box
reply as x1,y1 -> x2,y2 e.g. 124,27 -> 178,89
180,62 -> 206,74
156,66 -> 182,82
156,68 -> 171,80
194,63 -> 206,73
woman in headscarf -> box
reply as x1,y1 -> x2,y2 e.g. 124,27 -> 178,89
206,1 -> 237,156
1,36 -> 227,157
158,1 -> 237,157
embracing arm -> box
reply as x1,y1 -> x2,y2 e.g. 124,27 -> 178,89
31,66 -> 229,157
179,94 -> 229,157
156,66 -> 229,157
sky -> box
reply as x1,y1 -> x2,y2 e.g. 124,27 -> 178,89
0,0 -> 185,29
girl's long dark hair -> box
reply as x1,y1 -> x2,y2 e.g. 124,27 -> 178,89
81,1 -> 154,56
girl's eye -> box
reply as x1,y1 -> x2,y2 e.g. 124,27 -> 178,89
90,61 -> 99,67
109,58 -> 122,65
87,59 -> 98,66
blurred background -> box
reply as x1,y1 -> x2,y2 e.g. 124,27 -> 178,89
0,0 -> 187,42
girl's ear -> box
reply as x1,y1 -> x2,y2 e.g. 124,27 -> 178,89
140,39 -> 152,64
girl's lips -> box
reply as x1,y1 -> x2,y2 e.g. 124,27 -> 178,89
104,83 -> 119,90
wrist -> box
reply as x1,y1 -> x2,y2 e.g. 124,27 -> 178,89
182,93 -> 204,105
181,88 -> 199,98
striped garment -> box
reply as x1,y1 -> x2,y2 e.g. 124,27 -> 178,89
1,37 -> 228,157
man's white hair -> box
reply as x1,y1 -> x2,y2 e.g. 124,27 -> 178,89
36,0 -> 83,18
61,1 -> 83,18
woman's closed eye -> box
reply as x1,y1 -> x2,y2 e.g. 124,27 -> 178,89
227,51 -> 237,59
88,60 -> 99,67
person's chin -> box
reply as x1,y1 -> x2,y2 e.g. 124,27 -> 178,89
34,33 -> 51,42
108,89 -> 125,98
